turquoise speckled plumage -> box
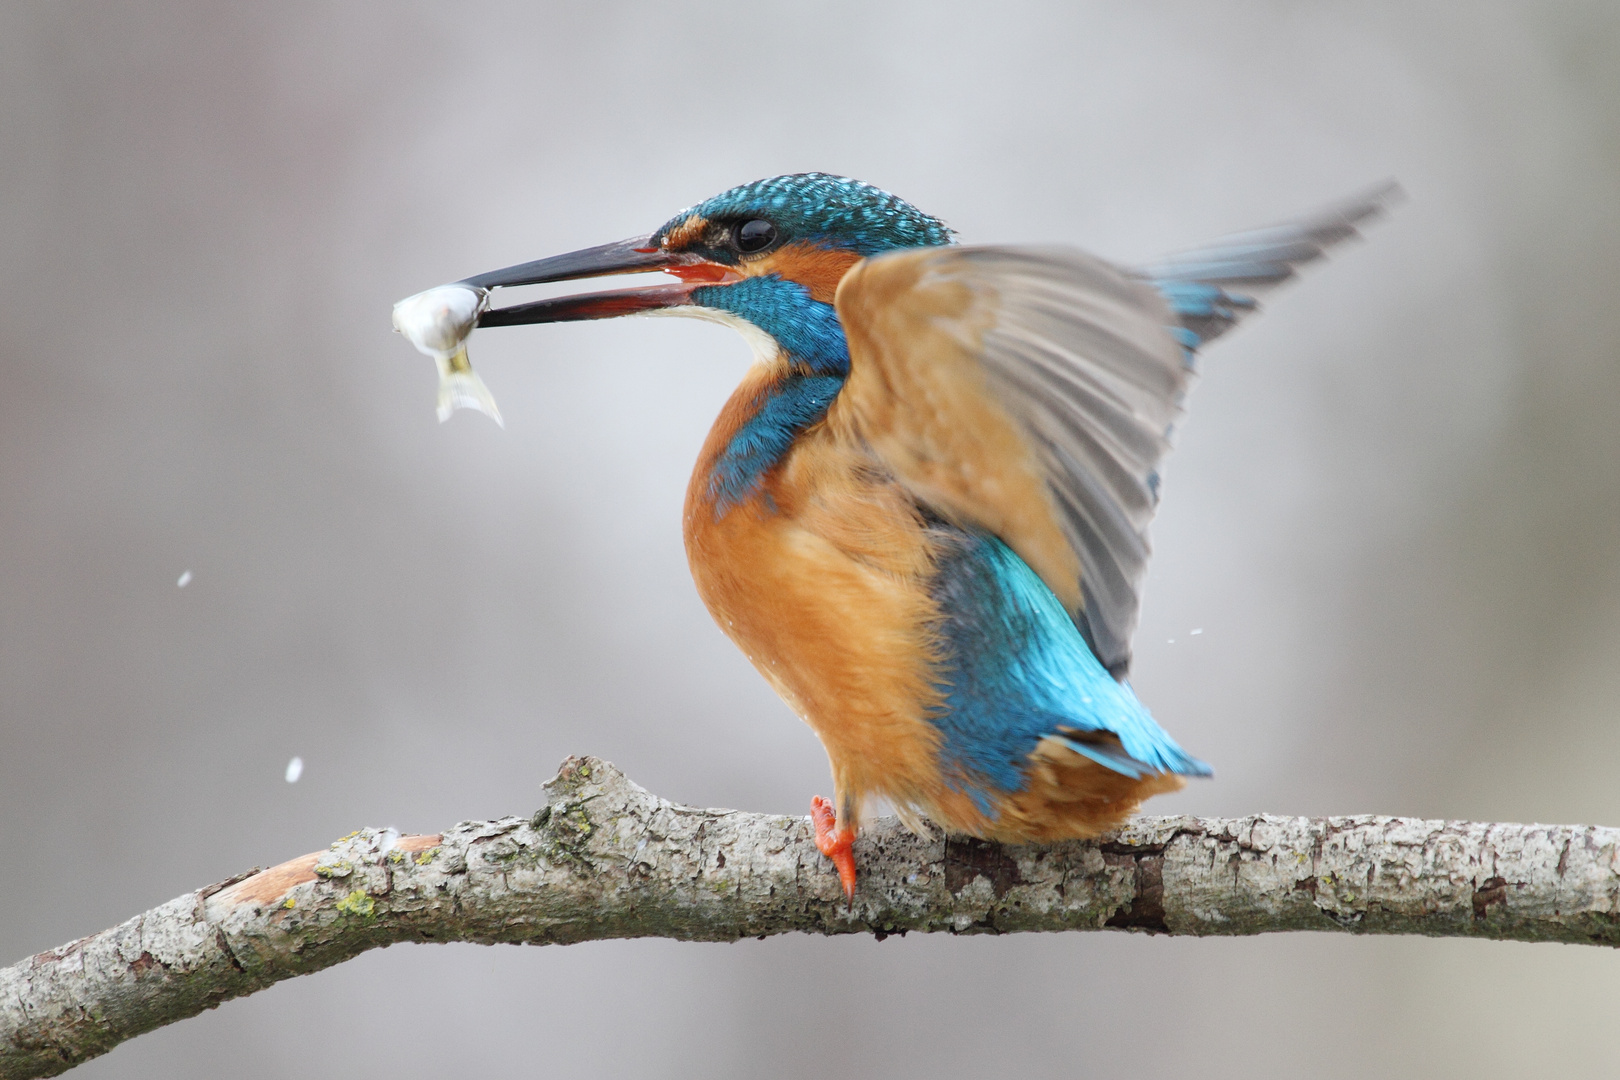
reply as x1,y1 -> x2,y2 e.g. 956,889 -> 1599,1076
430,172 -> 1395,897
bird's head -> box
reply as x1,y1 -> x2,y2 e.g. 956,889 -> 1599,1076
464,173 -> 952,369
648,173 -> 955,294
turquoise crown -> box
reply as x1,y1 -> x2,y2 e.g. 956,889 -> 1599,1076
654,172 -> 954,257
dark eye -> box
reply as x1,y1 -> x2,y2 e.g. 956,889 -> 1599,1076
735,218 -> 777,253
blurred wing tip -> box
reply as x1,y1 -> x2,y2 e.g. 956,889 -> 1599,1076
1144,179 -> 1405,275
1308,178 -> 1405,241
1345,177 -> 1406,217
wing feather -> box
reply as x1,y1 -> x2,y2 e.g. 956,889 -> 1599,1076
834,245 -> 1183,674
831,188 -> 1395,674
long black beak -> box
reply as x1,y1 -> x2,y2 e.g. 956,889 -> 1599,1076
457,234 -> 671,290
457,234 -> 705,327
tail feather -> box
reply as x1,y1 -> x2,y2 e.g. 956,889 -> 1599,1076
1055,727 -> 1213,781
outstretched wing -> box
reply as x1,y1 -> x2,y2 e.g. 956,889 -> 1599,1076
831,186 -> 1395,675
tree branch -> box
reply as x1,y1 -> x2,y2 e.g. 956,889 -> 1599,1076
5,755 -> 1618,1077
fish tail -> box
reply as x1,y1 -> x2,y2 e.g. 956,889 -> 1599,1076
434,347 -> 503,427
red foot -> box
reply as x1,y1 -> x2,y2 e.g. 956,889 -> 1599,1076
811,795 -> 858,903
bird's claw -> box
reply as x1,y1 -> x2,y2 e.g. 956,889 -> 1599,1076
810,795 -> 857,904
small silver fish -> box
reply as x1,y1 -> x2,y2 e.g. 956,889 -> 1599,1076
391,284 -> 502,426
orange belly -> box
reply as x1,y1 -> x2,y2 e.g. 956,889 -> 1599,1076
683,365 -> 956,825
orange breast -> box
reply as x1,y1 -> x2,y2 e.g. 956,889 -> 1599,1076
682,365 -> 949,820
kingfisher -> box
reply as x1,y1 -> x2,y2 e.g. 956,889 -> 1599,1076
443,173 -> 1392,899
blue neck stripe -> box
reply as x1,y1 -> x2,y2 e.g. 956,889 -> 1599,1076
694,276 -> 851,512
691,276 -> 850,375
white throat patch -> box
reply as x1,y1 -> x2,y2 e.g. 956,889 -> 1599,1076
646,305 -> 784,368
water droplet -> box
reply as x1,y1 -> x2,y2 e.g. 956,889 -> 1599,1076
1190,628 -> 1203,636
176,570 -> 192,588
284,756 -> 304,783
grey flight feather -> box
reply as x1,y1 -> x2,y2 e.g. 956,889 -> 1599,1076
959,245 -> 1188,674
934,185 -> 1397,674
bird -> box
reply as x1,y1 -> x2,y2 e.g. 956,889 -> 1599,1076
447,173 -> 1393,900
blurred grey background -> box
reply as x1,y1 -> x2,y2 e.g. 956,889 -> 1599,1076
4,3 -> 1619,1077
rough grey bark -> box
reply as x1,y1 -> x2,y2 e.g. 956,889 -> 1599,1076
4,755 -> 1618,1077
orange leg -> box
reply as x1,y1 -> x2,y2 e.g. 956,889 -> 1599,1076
810,795 -> 857,902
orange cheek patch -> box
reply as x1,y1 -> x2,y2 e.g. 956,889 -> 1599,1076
747,242 -> 863,303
